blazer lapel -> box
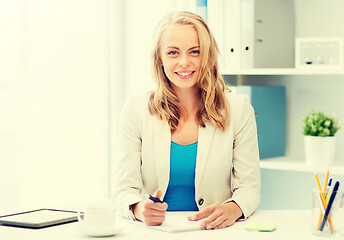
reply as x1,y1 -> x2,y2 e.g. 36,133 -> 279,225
195,123 -> 216,189
153,117 -> 171,197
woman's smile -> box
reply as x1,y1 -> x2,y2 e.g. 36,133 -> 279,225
175,71 -> 196,79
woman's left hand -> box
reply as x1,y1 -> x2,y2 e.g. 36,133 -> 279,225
187,202 -> 243,230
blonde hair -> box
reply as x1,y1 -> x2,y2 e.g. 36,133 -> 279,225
148,11 -> 229,132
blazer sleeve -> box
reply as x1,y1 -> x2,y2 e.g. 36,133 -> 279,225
224,96 -> 261,219
112,96 -> 145,220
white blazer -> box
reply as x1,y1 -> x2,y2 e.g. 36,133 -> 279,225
113,91 -> 261,220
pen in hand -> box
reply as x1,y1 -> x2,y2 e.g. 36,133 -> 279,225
149,195 -> 164,203
134,190 -> 167,226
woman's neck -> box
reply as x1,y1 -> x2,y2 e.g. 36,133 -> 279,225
173,86 -> 199,117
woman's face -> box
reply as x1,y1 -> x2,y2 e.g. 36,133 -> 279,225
159,24 -> 201,91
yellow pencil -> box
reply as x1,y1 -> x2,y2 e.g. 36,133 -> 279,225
323,170 -> 329,192
314,173 -> 335,233
315,170 -> 330,231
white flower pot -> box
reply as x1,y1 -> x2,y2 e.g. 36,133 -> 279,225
304,136 -> 336,166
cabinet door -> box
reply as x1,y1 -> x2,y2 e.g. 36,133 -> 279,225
208,0 -> 241,70
224,0 -> 241,70
254,0 -> 294,68
208,0 -> 294,70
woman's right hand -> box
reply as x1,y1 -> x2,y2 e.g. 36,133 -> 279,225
132,189 -> 168,226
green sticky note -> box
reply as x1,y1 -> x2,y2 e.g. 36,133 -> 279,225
245,224 -> 277,232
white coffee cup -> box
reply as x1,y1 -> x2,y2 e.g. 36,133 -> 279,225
77,207 -> 117,236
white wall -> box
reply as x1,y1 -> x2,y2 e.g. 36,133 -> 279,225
0,0 -> 109,213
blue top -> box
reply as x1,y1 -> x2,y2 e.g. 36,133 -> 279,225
163,141 -> 199,211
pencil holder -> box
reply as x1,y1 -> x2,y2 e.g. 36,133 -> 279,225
312,189 -> 344,237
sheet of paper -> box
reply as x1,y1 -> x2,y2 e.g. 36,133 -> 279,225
129,212 -> 203,233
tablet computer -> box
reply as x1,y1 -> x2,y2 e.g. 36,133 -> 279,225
0,208 -> 78,229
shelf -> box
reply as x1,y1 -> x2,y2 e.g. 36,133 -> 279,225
260,157 -> 344,175
222,68 -> 344,75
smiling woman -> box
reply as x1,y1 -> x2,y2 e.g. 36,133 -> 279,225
113,11 -> 261,230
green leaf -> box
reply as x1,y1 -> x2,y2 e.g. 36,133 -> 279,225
301,109 -> 340,136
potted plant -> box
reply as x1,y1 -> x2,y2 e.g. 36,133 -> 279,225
302,110 -> 340,166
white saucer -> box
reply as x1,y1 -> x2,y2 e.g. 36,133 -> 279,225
76,222 -> 127,237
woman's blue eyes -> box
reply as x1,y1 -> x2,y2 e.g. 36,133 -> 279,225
167,50 -> 200,55
168,51 -> 178,55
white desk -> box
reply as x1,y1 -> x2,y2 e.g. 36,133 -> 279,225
0,210 -> 330,240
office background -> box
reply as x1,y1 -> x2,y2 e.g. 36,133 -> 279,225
1,0 -> 344,213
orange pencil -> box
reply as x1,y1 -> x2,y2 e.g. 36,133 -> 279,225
314,173 -> 335,233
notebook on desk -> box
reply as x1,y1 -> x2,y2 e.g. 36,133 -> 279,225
129,212 -> 204,233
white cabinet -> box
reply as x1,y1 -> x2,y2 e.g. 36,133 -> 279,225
208,0 -> 344,75
208,0 -> 294,72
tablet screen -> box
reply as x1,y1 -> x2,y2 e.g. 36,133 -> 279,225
0,209 -> 78,228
